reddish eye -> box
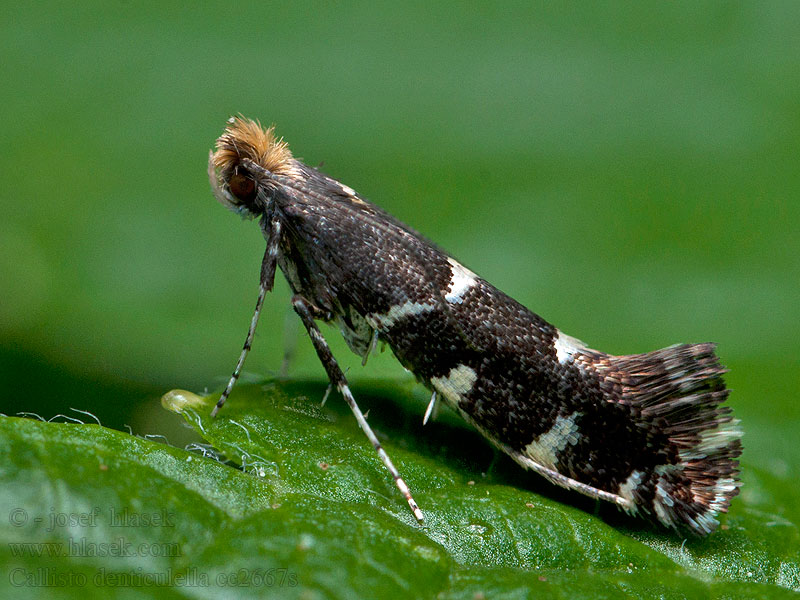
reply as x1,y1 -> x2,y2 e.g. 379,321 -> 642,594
229,173 -> 256,204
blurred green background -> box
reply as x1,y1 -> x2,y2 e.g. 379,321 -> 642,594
1,2 -> 797,486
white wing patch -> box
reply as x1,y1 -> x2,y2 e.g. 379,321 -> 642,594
553,330 -> 587,364
617,469 -> 645,505
444,258 -> 478,304
679,420 -> 742,460
368,300 -> 436,331
431,364 -> 478,407
523,412 -> 582,470
339,183 -> 357,197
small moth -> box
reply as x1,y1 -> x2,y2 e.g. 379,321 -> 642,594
207,116 -> 741,535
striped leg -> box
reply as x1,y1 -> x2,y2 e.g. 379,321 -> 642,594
291,294 -> 425,523
211,218 -> 281,417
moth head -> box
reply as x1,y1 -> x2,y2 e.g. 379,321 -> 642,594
208,116 -> 297,217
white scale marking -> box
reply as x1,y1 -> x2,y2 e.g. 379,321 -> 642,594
553,330 -> 587,364
369,300 -> 435,330
365,258 -> 477,333
444,257 -> 478,304
430,365 -> 478,407
617,470 -> 645,504
679,420 -> 742,460
339,183 -> 357,197
653,479 -> 672,525
710,477 -> 738,511
309,328 -> 326,345
523,412 -> 582,470
268,221 -> 282,256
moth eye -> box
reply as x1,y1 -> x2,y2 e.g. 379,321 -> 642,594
228,173 -> 257,204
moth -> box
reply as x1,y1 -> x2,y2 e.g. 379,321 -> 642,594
207,116 -> 742,535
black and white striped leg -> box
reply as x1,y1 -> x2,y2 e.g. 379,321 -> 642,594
291,294 -> 425,523
211,218 -> 281,417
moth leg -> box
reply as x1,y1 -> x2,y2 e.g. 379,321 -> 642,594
422,390 -> 438,426
291,294 -> 425,523
211,218 -> 282,417
321,383 -> 332,407
361,328 -> 379,366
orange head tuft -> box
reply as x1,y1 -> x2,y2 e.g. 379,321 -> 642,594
208,116 -> 298,215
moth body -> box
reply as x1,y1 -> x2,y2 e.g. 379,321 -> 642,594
208,117 -> 742,535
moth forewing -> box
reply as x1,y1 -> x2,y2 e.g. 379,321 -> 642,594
207,116 -> 742,535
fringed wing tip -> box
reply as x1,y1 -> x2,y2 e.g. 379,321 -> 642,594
576,342 -> 742,535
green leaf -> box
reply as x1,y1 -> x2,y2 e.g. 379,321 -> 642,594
2,380 -> 798,598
